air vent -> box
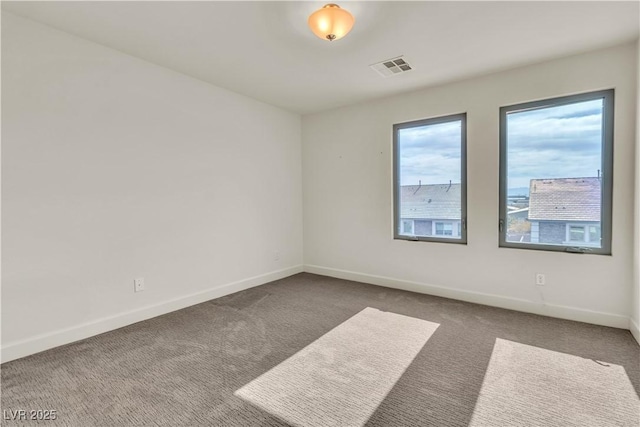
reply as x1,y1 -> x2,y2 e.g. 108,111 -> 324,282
370,56 -> 413,77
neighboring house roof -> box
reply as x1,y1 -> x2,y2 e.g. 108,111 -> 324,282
528,177 -> 600,221
400,183 -> 461,220
507,207 -> 529,217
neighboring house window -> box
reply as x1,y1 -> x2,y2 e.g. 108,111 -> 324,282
393,113 -> 467,244
402,220 -> 414,235
568,225 -> 585,242
566,223 -> 601,246
499,89 -> 614,255
432,221 -> 462,237
435,222 -> 452,236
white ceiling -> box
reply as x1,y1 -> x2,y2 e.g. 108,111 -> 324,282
3,1 -> 639,114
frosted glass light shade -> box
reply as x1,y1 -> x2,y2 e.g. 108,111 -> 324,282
308,4 -> 355,41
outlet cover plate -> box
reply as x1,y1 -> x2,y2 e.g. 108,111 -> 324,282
134,277 -> 145,292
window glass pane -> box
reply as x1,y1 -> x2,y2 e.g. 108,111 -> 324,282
589,226 -> 600,243
569,226 -> 585,242
435,222 -> 453,236
504,97 -> 605,249
396,116 -> 464,242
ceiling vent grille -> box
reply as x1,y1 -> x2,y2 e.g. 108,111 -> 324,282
370,56 -> 413,77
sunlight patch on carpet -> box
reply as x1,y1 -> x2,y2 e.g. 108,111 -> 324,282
469,338 -> 640,427
235,307 -> 439,427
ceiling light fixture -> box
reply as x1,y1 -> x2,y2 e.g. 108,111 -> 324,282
308,4 -> 355,42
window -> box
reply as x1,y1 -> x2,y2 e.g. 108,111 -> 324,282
434,222 -> 454,236
402,220 -> 414,235
432,221 -> 463,237
393,113 -> 467,243
566,223 -> 601,246
568,226 -> 585,242
499,90 -> 613,254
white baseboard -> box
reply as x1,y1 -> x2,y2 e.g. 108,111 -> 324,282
630,317 -> 640,346
304,265 -> 630,330
1,265 -> 303,364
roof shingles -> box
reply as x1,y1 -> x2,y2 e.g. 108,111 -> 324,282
528,177 -> 600,222
400,183 -> 461,220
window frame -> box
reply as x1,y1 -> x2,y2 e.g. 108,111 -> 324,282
393,113 -> 467,244
498,89 -> 614,255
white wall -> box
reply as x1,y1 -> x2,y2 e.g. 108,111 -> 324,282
303,43 -> 637,328
1,13 -> 303,361
632,38 -> 640,344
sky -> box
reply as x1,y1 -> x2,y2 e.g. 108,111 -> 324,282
398,98 -> 603,189
506,98 -> 603,189
398,120 -> 462,186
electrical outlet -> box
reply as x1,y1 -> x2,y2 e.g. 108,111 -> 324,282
134,277 -> 145,292
274,251 -> 280,261
535,273 -> 546,286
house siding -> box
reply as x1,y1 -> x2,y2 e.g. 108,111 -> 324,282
415,220 -> 432,236
538,221 -> 566,244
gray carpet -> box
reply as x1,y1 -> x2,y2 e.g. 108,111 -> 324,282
236,307 -> 439,427
1,273 -> 639,426
468,338 -> 639,426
